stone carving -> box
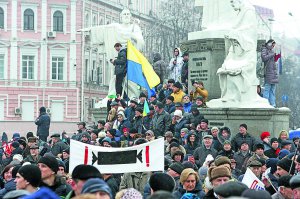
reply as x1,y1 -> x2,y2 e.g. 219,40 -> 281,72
207,0 -> 272,108
83,8 -> 144,98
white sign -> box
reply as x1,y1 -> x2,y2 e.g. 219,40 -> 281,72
69,138 -> 165,174
242,168 -> 265,190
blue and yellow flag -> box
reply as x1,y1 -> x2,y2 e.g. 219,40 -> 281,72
143,100 -> 150,117
127,40 -> 160,97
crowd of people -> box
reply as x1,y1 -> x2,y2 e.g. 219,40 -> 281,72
0,76 -> 299,199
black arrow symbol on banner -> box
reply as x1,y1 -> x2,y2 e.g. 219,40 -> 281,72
92,150 -> 143,165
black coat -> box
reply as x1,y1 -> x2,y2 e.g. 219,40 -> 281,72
35,112 -> 50,137
114,48 -> 127,75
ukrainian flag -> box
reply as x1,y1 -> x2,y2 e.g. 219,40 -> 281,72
127,40 -> 160,97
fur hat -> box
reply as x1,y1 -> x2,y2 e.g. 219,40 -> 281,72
214,156 -> 231,167
208,165 -> 231,182
270,137 -> 279,145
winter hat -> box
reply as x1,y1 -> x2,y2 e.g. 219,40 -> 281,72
81,132 -> 90,139
12,141 -> 20,148
130,97 -> 138,105
72,164 -> 101,180
278,175 -> 292,187
211,126 -> 219,132
173,82 -> 182,89
174,110 -> 183,118
278,149 -> 290,160
98,131 -> 106,138
281,140 -> 293,147
81,178 -> 112,198
239,123 -> 247,130
261,132 -> 271,140
169,162 -> 185,175
169,142 -> 180,149
18,165 -> 41,187
135,107 -> 143,114
214,156 -> 231,167
18,139 -> 27,149
121,188 -> 143,199
13,133 -> 21,140
62,148 -> 70,154
101,137 -> 112,144
254,143 -> 265,151
180,128 -> 189,134
242,189 -> 271,199
129,128 -> 137,134
266,158 -> 279,174
208,165 -> 231,182
270,137 -> 279,144
149,172 -> 175,192
247,160 -> 262,167
145,130 -> 154,137
214,181 -> 249,198
58,160 -> 66,171
223,140 -> 231,146
13,154 -> 23,162
277,158 -> 295,174
12,165 -> 22,178
155,101 -> 164,109
38,155 -> 59,174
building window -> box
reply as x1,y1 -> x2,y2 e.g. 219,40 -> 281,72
85,59 -> 88,82
93,16 -> 97,26
92,60 -> 97,82
52,57 -> 64,80
0,7 -> 4,29
97,60 -> 103,84
0,55 -> 4,79
24,8 -> 34,30
85,13 -> 89,28
53,10 -> 63,32
22,55 -> 34,79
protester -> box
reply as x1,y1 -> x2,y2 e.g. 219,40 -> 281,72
38,155 -> 72,197
231,123 -> 258,151
173,168 -> 205,198
81,178 -> 112,199
35,107 -> 51,142
193,135 -> 218,167
15,165 -> 41,193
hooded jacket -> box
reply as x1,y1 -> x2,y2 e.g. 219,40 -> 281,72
173,182 -> 205,199
168,48 -> 183,82
184,133 -> 200,155
261,44 -> 278,84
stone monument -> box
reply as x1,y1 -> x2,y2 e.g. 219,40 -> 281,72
179,0 -> 290,136
82,8 -> 145,99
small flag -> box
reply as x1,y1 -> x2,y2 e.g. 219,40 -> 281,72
143,100 -> 150,117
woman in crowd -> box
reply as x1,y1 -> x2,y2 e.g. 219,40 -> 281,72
173,168 -> 205,198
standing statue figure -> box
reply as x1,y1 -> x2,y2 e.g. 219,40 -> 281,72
86,8 -> 145,98
207,0 -> 272,108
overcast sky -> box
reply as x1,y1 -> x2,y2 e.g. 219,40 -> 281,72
249,0 -> 300,39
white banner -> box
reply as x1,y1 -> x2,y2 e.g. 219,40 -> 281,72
69,138 -> 164,174
242,168 -> 265,190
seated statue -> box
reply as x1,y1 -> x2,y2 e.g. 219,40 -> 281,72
207,0 -> 271,108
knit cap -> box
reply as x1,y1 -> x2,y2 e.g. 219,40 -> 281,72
38,155 -> 59,174
18,165 -> 41,187
81,178 -> 112,199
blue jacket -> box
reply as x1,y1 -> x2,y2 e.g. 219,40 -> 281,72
183,102 -> 193,113
173,182 -> 205,199
0,179 -> 16,198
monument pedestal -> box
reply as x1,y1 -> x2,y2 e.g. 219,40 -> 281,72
180,37 -> 225,100
201,107 -> 291,137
